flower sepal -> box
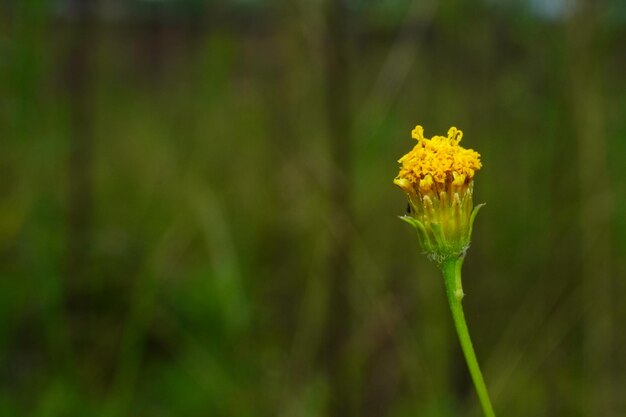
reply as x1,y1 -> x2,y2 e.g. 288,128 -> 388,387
401,203 -> 483,265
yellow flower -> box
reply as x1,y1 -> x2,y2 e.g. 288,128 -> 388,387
394,125 -> 484,263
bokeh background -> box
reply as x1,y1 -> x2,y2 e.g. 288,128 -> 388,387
2,0 -> 626,416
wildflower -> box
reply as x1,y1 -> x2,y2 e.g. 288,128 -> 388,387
394,125 -> 484,264
393,125 -> 496,417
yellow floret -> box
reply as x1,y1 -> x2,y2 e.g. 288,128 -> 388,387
394,125 -> 481,195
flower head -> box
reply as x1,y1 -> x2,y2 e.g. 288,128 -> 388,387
394,125 -> 484,264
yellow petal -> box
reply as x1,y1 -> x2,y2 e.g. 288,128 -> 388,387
419,174 -> 434,193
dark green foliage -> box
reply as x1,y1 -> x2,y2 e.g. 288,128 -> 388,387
2,1 -> 626,416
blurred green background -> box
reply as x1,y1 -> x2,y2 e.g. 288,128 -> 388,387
2,0 -> 626,416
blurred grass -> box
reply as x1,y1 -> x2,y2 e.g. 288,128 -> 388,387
2,0 -> 626,416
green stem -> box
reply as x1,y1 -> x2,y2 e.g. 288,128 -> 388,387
441,256 -> 496,417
